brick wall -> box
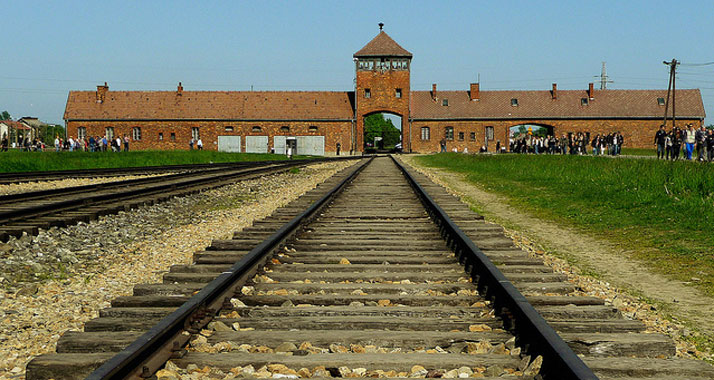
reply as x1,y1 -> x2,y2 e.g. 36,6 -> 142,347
407,118 -> 703,152
356,69 -> 410,151
67,120 -> 353,153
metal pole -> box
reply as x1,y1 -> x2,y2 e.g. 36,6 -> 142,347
662,61 -> 673,127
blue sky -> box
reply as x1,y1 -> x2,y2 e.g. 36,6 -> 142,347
2,1 -> 713,125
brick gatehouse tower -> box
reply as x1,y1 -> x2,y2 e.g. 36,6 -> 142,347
354,23 -> 412,151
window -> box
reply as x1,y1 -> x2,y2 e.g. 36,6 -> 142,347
105,127 -> 114,140
252,126 -> 262,132
395,88 -> 402,98
470,132 -> 476,141
657,97 -> 665,106
445,126 -> 454,140
170,132 -> 176,141
158,132 -> 163,141
458,132 -> 464,141
442,99 -> 449,106
77,127 -> 86,140
308,125 -> 318,132
420,127 -> 430,140
192,127 -> 200,140
132,127 -> 141,141
280,126 -> 290,132
581,98 -> 589,106
364,88 -> 371,98
511,98 -> 518,107
225,126 -> 234,132
486,126 -> 494,141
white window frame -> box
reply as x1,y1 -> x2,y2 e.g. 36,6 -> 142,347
132,127 -> 141,141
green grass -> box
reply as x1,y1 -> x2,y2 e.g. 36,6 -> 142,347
0,150 -> 309,173
621,147 -> 657,156
417,153 -> 714,296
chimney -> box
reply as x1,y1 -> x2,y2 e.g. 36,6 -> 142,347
431,84 -> 437,101
588,82 -> 594,99
177,82 -> 183,96
470,83 -> 480,101
96,82 -> 108,103
551,83 -> 557,100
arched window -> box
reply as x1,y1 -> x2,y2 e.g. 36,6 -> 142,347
280,126 -> 290,132
308,125 -> 318,132
252,126 -> 262,132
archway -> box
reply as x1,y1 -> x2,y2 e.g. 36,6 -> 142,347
363,112 -> 402,153
508,123 -> 556,153
509,124 -> 555,139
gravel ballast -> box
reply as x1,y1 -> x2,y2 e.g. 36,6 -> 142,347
0,161 -> 353,379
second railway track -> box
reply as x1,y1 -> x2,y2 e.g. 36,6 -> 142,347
26,156 -> 714,380
0,157 -> 357,242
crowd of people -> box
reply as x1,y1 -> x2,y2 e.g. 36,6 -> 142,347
509,132 -> 624,156
51,135 -> 131,152
654,124 -> 714,161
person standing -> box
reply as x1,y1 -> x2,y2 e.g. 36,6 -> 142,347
123,135 -> 130,152
655,125 -> 667,159
439,137 -> 447,153
336,142 -> 341,156
189,138 -> 194,150
54,135 -> 60,152
684,124 -> 696,160
696,125 -> 707,161
707,129 -> 714,162
197,138 -> 203,150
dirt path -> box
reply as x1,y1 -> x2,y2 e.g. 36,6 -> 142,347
402,156 -> 714,351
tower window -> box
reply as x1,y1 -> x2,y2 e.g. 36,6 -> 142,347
657,97 -> 665,106
395,88 -> 402,98
511,98 -> 518,107
364,88 -> 371,98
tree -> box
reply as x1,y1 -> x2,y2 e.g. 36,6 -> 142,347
1,111 -> 10,120
364,113 -> 401,148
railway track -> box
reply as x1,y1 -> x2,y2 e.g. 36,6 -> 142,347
0,160 -> 304,185
26,156 -> 714,379
0,157 -> 357,242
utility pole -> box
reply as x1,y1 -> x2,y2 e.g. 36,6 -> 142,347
596,62 -> 613,90
662,59 -> 679,128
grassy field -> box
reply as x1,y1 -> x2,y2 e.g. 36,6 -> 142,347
416,153 -> 714,296
0,150 -> 308,173
621,147 -> 656,156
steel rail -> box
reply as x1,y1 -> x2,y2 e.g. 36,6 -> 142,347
0,156 -> 358,184
0,157 -> 362,223
85,156 -> 373,380
391,156 -> 599,380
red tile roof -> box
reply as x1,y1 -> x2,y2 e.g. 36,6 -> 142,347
410,89 -> 705,120
0,120 -> 31,129
64,91 -> 355,121
354,31 -> 412,58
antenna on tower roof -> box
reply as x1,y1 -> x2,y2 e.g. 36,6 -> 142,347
379,22 -> 384,31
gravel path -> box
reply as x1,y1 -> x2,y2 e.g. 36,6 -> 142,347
401,155 -> 713,363
0,161 -> 353,380
0,173 -> 173,196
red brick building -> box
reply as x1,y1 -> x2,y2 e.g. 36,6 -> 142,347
65,28 -> 705,154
